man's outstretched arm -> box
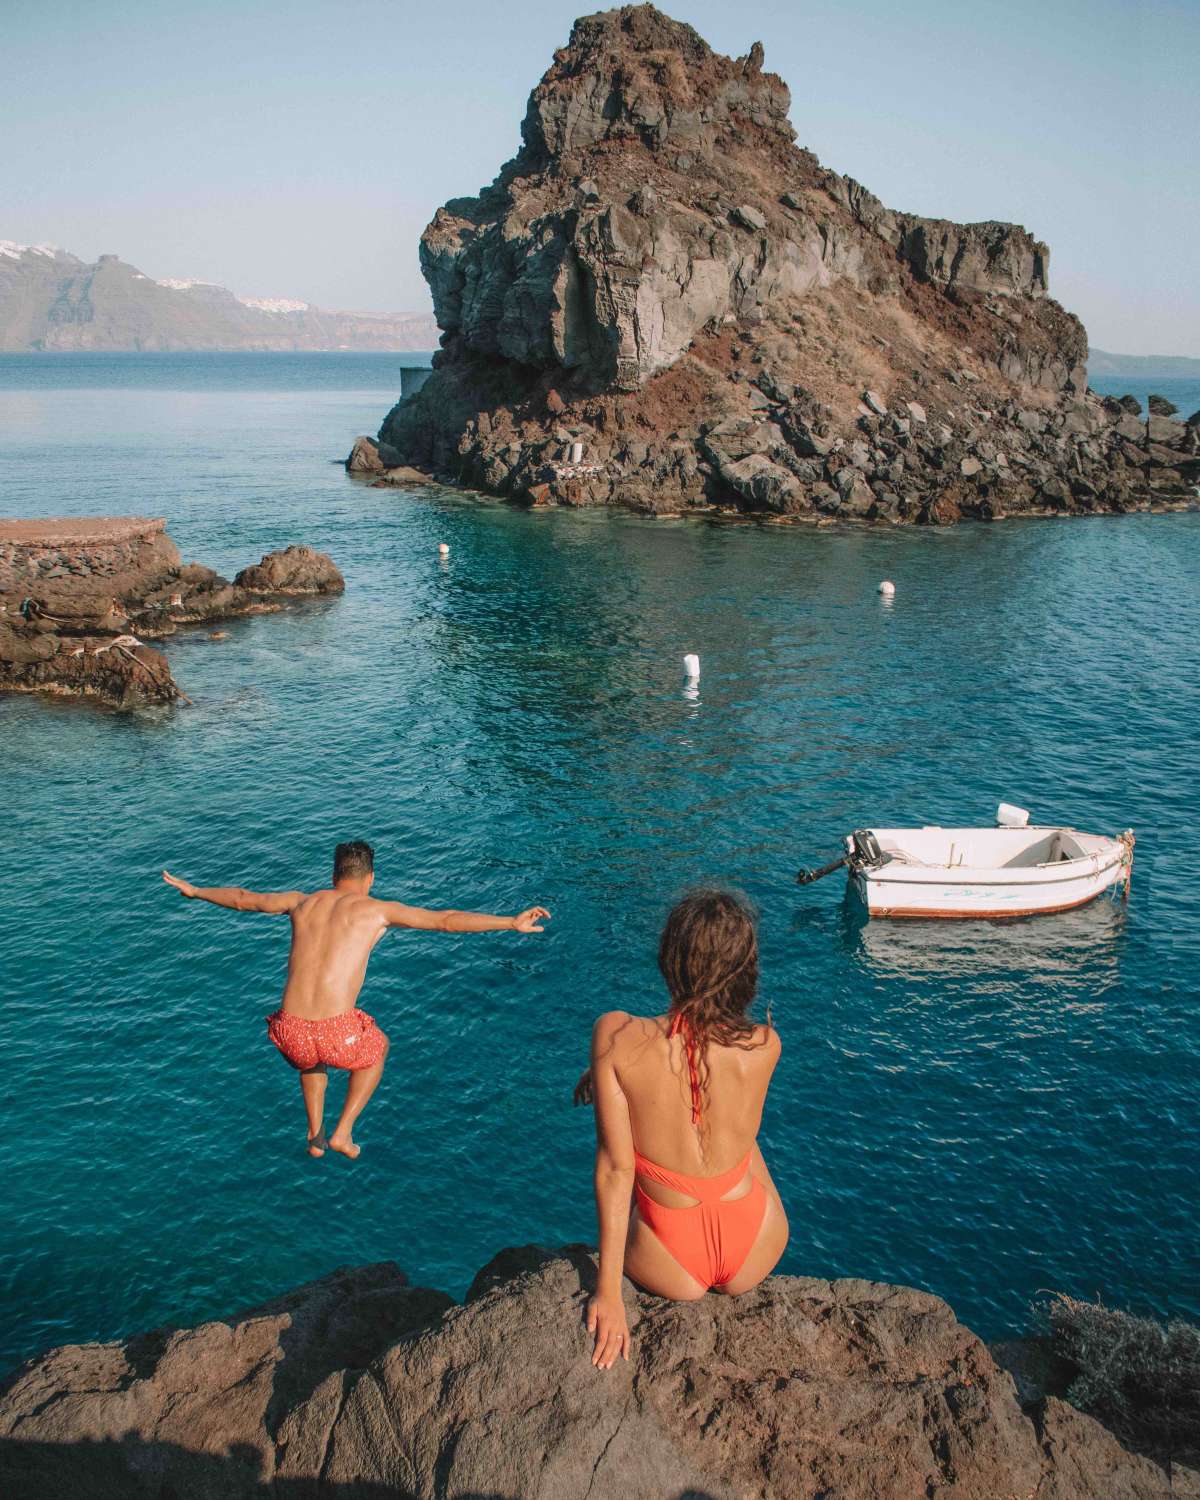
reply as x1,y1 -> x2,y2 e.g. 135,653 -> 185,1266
380,901 -> 550,934
162,870 -> 305,914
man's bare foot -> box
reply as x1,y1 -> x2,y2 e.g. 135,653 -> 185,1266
307,1133 -> 328,1158
328,1131 -> 360,1160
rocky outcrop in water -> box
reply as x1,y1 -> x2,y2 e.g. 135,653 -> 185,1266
1,1247 -> 1192,1499
375,5 -> 1200,523
0,518 -> 343,708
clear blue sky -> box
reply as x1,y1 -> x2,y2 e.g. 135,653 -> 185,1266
4,0 -> 1195,354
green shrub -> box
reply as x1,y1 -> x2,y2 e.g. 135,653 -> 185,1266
1044,1293 -> 1200,1458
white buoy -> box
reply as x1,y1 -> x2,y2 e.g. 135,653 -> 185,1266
438,543 -> 450,557
878,580 -> 895,596
683,653 -> 700,678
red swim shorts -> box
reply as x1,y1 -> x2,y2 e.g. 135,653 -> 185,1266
266,1007 -> 387,1072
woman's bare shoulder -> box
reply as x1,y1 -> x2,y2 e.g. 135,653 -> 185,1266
752,1022 -> 782,1057
591,1010 -> 661,1053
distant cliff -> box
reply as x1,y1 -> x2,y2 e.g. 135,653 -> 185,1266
1089,349 -> 1200,378
376,5 -> 1199,524
0,242 -> 437,352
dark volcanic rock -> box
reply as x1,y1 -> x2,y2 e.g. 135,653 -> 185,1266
233,544 -> 344,596
0,519 -> 344,709
0,620 -> 180,707
2,1249 -> 1193,1499
346,433 -> 385,473
374,5 -> 1200,524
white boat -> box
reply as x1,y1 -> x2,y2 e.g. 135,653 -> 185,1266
799,805 -> 1134,920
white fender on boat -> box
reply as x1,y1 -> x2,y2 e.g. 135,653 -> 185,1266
683,653 -> 700,678
878,580 -> 896,596
438,543 -> 450,556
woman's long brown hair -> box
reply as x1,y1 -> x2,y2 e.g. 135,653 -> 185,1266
657,887 -> 767,1119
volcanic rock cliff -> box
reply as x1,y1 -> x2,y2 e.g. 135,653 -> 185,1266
1,1248 -> 1194,1498
375,5 -> 1199,523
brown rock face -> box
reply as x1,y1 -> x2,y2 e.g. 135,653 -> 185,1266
0,519 -> 344,709
2,1248 -> 1192,1499
377,5 -> 1199,522
233,544 -> 345,596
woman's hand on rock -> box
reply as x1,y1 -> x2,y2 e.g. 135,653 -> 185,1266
586,1292 -> 630,1369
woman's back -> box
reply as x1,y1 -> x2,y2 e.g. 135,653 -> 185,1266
585,888 -> 789,1367
603,1011 -> 780,1177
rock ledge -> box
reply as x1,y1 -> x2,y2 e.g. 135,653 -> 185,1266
1,517 -> 344,708
1,1246 -> 1193,1498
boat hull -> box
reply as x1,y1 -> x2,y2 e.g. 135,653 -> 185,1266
853,829 -> 1130,920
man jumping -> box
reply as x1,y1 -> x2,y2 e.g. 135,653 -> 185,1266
162,840 -> 548,1160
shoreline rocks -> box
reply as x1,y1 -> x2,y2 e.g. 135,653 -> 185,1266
1,1247 -> 1193,1498
371,6 -> 1200,524
0,518 -> 344,709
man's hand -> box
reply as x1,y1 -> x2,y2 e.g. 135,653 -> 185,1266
162,870 -> 198,899
573,1068 -> 594,1107
513,906 -> 551,933
586,1291 -> 630,1370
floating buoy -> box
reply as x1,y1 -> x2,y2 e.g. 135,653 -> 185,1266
438,543 -> 450,557
683,653 -> 700,678
878,580 -> 896,596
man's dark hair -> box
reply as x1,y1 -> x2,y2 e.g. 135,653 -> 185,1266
333,840 -> 375,881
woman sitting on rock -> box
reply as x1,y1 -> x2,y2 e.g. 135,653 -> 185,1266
577,888 -> 788,1368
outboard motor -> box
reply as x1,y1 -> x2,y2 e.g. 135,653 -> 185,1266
798,828 -> 885,886
846,829 -> 884,869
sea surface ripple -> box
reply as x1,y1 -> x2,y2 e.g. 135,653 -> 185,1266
0,355 -> 1197,1368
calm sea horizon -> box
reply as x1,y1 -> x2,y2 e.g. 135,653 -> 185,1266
1,353 -> 1196,1371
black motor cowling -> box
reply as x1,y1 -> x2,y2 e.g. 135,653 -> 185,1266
847,829 -> 884,868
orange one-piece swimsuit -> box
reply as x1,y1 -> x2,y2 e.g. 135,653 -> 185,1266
632,1014 -> 768,1290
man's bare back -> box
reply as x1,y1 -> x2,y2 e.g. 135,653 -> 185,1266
280,887 -> 550,1016
281,889 -> 394,1019
162,839 -> 548,1158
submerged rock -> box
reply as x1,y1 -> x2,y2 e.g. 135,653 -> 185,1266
374,6 -> 1199,523
0,1247 -> 1192,1498
0,518 -> 344,709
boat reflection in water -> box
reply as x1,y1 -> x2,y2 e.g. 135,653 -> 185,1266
850,889 -> 1127,985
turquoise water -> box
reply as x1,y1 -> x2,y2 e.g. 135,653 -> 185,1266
1,354 -> 1197,1371
1088,373 -> 1200,417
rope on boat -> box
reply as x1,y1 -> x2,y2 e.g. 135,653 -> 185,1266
1118,829 -> 1136,896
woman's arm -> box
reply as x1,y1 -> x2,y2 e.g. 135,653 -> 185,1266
587,1011 -> 636,1369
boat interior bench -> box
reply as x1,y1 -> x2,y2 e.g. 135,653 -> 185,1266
877,829 -> 1088,870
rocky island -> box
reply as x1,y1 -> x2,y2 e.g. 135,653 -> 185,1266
365,5 -> 1199,523
1,1246 -> 1194,1498
0,517 -> 343,708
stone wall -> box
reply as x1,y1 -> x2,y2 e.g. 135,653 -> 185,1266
0,518 -> 180,604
